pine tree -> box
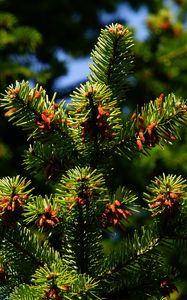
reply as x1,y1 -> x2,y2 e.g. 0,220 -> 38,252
0,23 -> 187,300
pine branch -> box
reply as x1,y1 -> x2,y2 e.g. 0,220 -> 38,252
0,175 -> 33,224
110,92 -> 187,159
130,93 -> 187,151
0,81 -> 69,141
98,213 -> 186,298
108,223 -> 160,268
23,141 -> 77,181
9,268 -> 102,300
144,173 -> 187,216
89,23 -> 134,103
23,194 -> 62,230
2,224 -> 62,267
68,82 -> 122,168
113,121 -> 141,159
56,167 -> 108,275
9,284 -> 41,300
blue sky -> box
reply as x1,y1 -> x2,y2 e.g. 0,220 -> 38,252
54,3 -> 149,91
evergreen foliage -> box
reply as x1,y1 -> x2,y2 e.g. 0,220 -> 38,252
0,23 -> 187,299
0,11 -> 42,88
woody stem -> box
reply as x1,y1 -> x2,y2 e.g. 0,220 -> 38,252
88,94 -> 100,170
